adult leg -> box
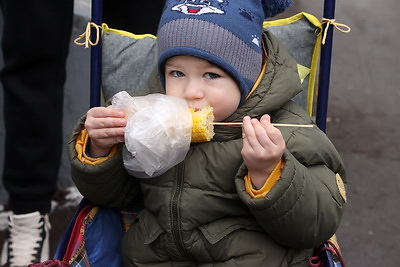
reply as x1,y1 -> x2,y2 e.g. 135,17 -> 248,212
0,0 -> 73,265
0,0 -> 73,215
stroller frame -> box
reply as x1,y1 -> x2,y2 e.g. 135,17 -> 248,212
59,1 -> 346,266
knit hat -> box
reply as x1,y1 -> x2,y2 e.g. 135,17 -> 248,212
157,0 -> 293,105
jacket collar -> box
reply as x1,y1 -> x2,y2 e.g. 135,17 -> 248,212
213,31 -> 303,142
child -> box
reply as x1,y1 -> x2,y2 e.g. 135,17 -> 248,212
70,0 -> 347,265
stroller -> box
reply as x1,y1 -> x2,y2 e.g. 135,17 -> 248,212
48,0 -> 350,266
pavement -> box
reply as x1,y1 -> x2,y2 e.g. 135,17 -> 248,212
0,0 -> 400,266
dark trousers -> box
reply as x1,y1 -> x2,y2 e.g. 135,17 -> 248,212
0,0 -> 74,214
0,0 -> 165,215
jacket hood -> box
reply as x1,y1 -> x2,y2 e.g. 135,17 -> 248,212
213,30 -> 303,141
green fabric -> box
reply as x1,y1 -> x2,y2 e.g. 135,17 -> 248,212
265,13 -> 321,114
69,31 -> 346,266
101,30 -> 157,102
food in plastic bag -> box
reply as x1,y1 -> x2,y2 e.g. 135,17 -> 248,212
112,91 -> 192,178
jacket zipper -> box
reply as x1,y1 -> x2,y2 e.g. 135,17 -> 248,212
170,162 -> 191,259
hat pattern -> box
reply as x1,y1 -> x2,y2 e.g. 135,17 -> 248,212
157,0 -> 292,105
171,0 -> 226,15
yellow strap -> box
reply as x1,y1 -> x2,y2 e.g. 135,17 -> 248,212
263,12 -> 323,116
263,12 -> 321,28
244,160 -> 285,199
321,18 -> 351,45
329,234 -> 342,254
74,22 -> 102,48
102,23 -> 156,39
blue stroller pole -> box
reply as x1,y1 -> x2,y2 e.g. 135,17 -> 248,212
90,0 -> 103,108
316,0 -> 336,132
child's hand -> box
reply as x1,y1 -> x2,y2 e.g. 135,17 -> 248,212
241,115 -> 285,188
84,106 -> 127,157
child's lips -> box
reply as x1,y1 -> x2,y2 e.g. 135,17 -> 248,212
189,107 -> 203,112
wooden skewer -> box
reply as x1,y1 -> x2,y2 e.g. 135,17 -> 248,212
211,122 -> 313,128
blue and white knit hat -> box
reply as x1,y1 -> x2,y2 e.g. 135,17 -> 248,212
157,0 -> 293,105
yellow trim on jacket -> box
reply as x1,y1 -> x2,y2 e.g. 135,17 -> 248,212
75,128 -> 118,165
244,160 -> 285,198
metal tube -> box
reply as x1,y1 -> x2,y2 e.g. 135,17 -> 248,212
90,0 -> 103,108
316,0 -> 336,132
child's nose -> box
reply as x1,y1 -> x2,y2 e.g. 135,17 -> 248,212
184,80 -> 204,99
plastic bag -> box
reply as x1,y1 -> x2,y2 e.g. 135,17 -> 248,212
112,91 -> 192,178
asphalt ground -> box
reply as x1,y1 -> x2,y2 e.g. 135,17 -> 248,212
1,0 -> 400,266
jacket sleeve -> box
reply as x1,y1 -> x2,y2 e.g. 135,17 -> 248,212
236,122 -> 347,249
68,116 -> 141,209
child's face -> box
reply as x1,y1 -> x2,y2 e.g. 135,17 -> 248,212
165,56 -> 241,122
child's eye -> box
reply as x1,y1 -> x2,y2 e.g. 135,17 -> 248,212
204,72 -> 220,79
170,70 -> 185,77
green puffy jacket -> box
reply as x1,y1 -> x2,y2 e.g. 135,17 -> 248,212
69,31 -> 347,266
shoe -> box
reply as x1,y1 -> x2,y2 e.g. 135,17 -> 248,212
0,211 -> 51,267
